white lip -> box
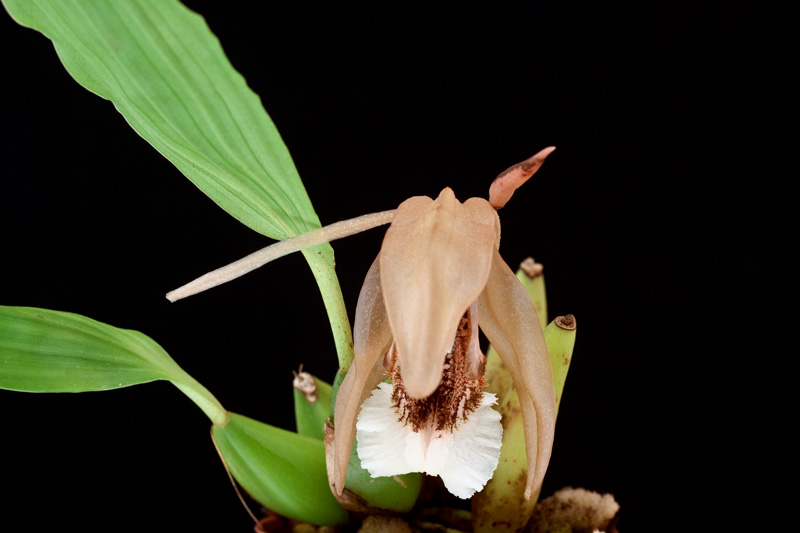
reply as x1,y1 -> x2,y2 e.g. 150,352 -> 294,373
356,382 -> 503,499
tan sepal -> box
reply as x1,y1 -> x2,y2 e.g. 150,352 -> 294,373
324,419 -> 377,513
478,247 -> 556,500
379,188 -> 498,398
331,256 -> 393,495
488,147 -> 556,209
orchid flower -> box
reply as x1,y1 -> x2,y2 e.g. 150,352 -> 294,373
167,147 -> 557,502
332,147 -> 557,500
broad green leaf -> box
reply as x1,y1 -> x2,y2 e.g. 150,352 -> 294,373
2,0 -> 355,369
0,305 -> 226,425
1,306 -> 348,524
213,412 -> 349,526
2,0 -> 317,240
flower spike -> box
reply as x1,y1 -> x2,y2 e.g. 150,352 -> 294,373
167,210 -> 396,302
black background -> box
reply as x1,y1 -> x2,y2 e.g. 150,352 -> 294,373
1,2 -> 782,532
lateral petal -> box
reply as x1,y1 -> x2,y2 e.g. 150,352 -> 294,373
478,247 -> 556,500
332,256 -> 392,494
380,189 -> 498,398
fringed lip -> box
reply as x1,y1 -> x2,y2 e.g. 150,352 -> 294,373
355,382 -> 503,499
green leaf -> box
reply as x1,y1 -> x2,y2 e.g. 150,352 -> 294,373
212,412 -> 349,526
2,0 -> 318,240
0,305 -> 226,425
544,315 -> 577,411
2,0 -> 355,370
516,258 -> 548,330
0,306 -> 347,524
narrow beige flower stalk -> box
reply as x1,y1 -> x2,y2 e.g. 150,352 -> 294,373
166,210 -> 396,302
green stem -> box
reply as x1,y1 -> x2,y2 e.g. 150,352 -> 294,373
170,374 -> 229,426
302,244 -> 354,370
